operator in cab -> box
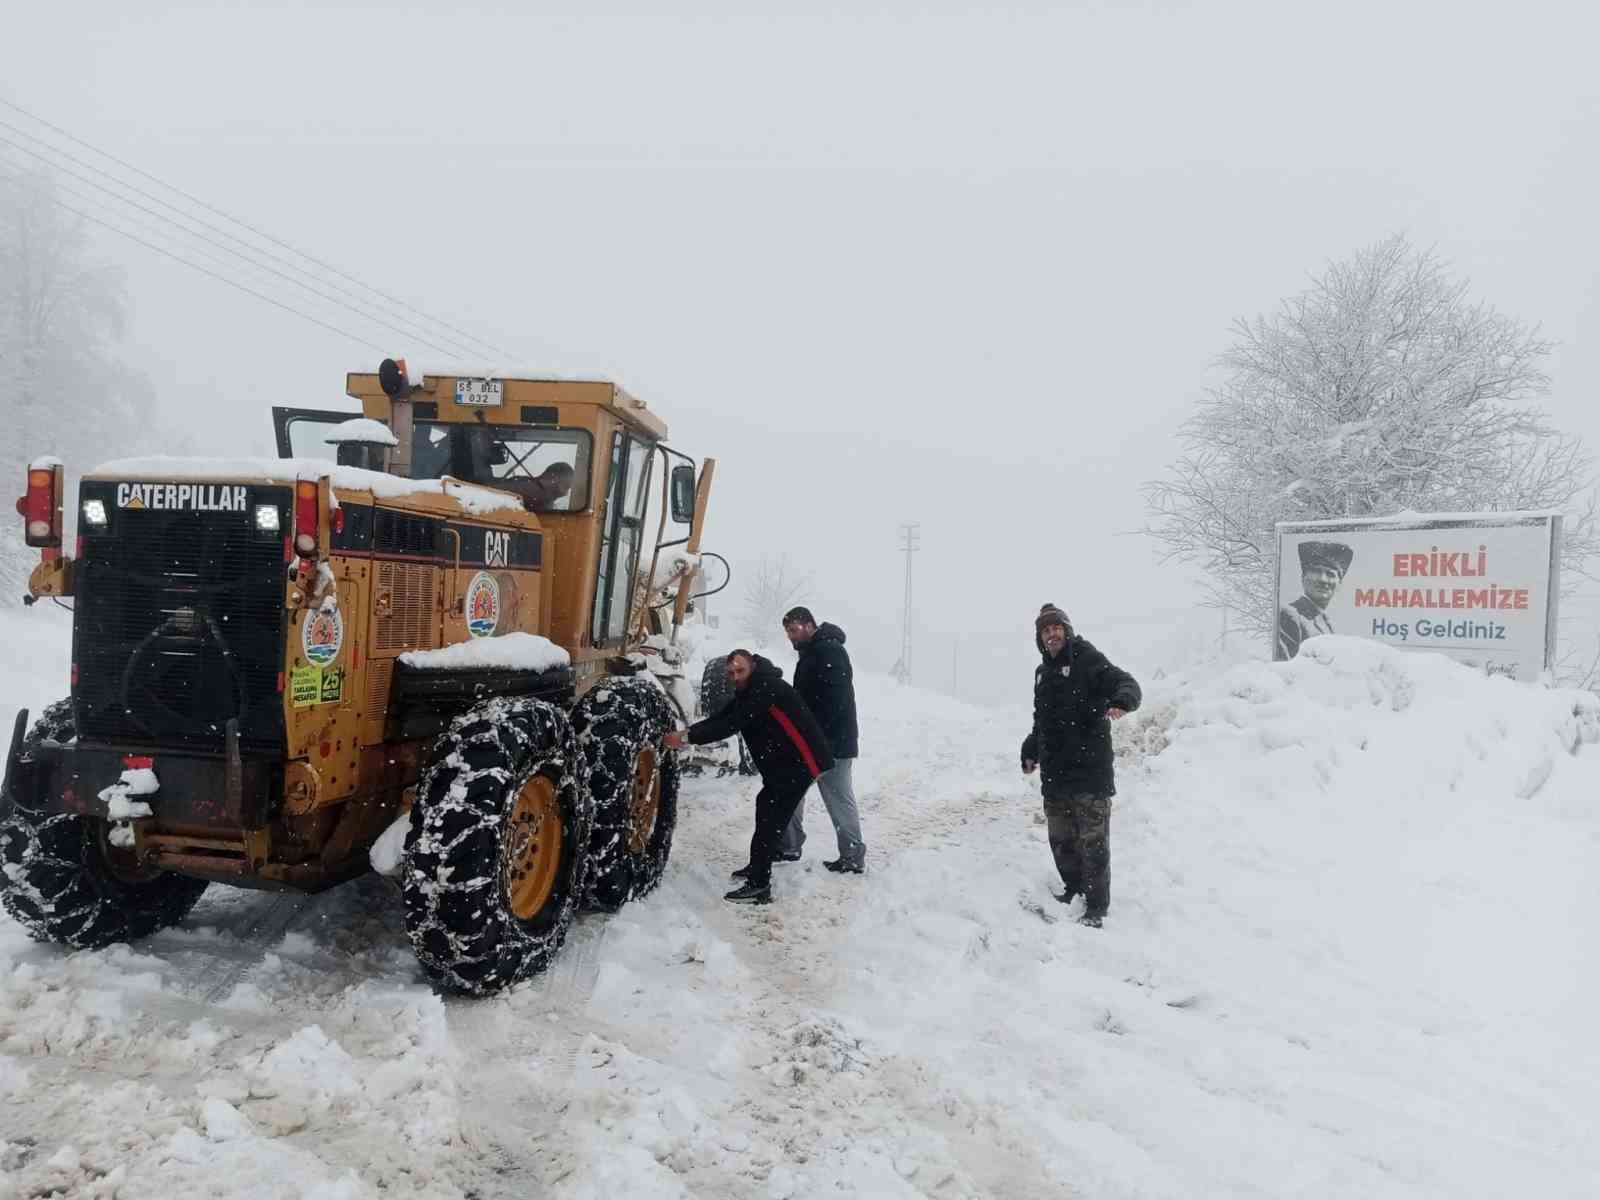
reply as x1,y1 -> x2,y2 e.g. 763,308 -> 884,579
500,463 -> 575,512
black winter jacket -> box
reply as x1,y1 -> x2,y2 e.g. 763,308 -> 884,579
1020,636 -> 1141,797
793,623 -> 859,760
688,656 -> 835,793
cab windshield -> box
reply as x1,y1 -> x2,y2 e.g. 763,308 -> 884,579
411,423 -> 594,513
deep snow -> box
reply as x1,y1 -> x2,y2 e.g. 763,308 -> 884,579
2,612 -> 1597,1199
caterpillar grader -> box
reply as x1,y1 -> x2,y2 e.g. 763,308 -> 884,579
1,359 -> 719,994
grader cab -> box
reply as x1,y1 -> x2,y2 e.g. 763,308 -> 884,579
1,360 -> 719,994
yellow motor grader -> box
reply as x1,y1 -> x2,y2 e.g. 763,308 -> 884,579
1,360 -> 718,994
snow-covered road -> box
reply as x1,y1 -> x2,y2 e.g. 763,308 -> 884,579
3,614 -> 1598,1199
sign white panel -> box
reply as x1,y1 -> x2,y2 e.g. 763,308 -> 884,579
1274,513 -> 1561,681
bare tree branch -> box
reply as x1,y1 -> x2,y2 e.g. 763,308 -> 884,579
737,556 -> 813,644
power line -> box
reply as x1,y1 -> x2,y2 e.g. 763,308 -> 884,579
0,166 -> 390,352
0,148 -> 319,303
0,95 -> 516,361
0,134 -> 477,360
0,138 -> 473,360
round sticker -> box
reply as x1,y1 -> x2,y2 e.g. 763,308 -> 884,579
303,606 -> 344,666
466,572 -> 501,638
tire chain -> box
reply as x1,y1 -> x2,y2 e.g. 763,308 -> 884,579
572,677 -> 681,911
0,698 -> 209,947
402,696 -> 595,996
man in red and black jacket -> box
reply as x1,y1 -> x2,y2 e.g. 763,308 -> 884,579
666,649 -> 834,904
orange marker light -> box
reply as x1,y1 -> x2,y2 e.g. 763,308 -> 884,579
294,480 -> 320,557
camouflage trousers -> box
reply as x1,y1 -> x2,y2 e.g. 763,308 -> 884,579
1042,790 -> 1110,916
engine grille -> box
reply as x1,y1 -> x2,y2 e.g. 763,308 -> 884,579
372,561 -> 436,653
73,482 -> 290,750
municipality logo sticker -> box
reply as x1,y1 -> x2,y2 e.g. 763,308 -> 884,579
466,572 -> 501,638
303,606 -> 344,666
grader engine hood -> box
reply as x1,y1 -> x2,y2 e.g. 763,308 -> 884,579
72,474 -> 293,751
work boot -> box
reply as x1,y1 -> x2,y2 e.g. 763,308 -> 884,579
730,864 -> 753,880
824,859 -> 864,874
724,881 -> 772,904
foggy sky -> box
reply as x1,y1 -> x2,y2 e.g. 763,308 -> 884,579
4,0 -> 1598,703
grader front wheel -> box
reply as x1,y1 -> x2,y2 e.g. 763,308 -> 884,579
573,677 -> 681,911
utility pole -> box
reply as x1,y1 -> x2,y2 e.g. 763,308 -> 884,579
894,523 -> 919,684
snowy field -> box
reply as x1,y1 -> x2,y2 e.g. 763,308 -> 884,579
3,610 -> 1599,1199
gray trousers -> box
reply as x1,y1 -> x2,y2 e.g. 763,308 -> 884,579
780,759 -> 865,867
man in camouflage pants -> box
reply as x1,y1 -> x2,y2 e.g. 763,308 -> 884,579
1021,604 -> 1141,927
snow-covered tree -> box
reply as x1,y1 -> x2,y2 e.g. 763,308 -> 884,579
0,171 -> 158,595
738,556 -> 811,644
1146,235 -> 1597,634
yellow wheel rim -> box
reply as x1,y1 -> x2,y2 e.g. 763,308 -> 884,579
627,746 -> 661,857
506,775 -> 563,921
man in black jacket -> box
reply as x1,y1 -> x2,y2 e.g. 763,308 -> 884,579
777,608 -> 866,873
1020,603 -> 1141,927
665,649 -> 834,904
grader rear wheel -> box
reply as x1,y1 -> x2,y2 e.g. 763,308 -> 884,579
506,775 -> 564,921
0,699 -> 209,948
402,698 -> 594,995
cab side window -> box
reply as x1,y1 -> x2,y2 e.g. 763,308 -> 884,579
591,433 -> 654,645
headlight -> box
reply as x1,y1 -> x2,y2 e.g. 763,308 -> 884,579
254,504 -> 281,532
82,498 -> 109,528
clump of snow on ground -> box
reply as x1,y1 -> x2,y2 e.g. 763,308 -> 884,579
2,618 -> 1597,1197
398,632 -> 571,672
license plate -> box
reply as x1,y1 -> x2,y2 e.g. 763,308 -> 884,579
455,378 -> 503,407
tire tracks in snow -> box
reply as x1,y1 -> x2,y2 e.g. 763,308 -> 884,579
441,914 -> 615,1194
672,769 -> 1073,1199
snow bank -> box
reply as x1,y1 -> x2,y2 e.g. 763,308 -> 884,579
1120,634 -> 1600,804
398,632 -> 570,672
90,456 -> 523,517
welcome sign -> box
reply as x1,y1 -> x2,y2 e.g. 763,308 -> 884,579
1274,512 -> 1562,681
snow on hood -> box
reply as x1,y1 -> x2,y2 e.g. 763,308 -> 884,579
323,418 -> 398,447
812,622 -> 846,645
90,456 -> 524,517
398,632 -> 570,673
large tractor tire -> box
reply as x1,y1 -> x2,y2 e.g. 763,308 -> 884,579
573,676 -> 680,911
402,697 -> 593,995
699,656 -> 756,776
0,699 -> 209,948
